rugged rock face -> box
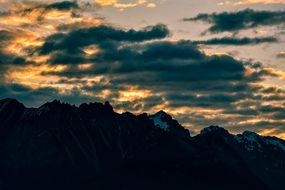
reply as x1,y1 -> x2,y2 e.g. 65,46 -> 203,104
0,98 -> 284,190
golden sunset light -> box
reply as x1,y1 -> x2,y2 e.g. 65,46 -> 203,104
1,1 -> 285,189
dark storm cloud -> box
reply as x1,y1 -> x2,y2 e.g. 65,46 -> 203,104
0,83 -> 58,105
0,1 -> 80,20
225,103 -> 285,119
0,51 -> 27,66
44,1 -> 79,11
39,24 -> 170,54
44,39 -> 252,83
162,85 -> 271,109
38,23 -> 272,104
193,36 -> 278,46
1,21 -> 283,134
0,83 -> 99,107
22,1 -> 79,15
48,51 -> 86,65
38,24 -> 274,116
165,93 -> 238,108
0,82 -> 163,111
38,23 -> 266,100
109,53 -> 246,81
258,105 -> 285,114
36,28 -> 255,116
234,121 -> 285,133
184,9 -> 285,33
114,96 -> 165,112
223,108 -> 259,116
37,23 -> 267,86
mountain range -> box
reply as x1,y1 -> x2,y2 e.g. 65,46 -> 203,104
0,98 -> 285,190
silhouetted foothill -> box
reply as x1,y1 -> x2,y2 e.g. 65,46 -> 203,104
0,99 -> 284,190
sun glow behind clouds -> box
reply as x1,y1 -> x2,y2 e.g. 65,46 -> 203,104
7,64 -> 67,88
260,128 -> 285,139
0,0 -> 285,139
95,0 -> 156,10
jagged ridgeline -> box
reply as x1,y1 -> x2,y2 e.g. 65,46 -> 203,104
0,98 -> 285,190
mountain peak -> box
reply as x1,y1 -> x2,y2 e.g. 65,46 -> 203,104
79,101 -> 114,113
0,98 -> 284,189
236,130 -> 262,144
242,131 -> 260,140
0,98 -> 25,112
235,131 -> 263,151
0,98 -> 22,105
149,111 -> 191,138
156,110 -> 169,116
40,99 -> 63,107
235,131 -> 285,152
149,111 -> 171,130
200,125 -> 229,135
104,101 -> 114,112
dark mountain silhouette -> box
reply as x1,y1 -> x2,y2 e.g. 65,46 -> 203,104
0,98 -> 285,190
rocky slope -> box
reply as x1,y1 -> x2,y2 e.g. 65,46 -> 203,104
0,98 -> 284,190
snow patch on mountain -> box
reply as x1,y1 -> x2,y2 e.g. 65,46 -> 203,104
149,111 -> 170,131
265,139 -> 285,151
235,131 -> 285,152
235,131 -> 262,151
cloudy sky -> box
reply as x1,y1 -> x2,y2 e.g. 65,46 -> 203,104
0,0 -> 285,137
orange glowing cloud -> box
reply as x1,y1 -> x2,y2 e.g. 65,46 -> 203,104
95,0 -> 156,10
6,64 -> 67,89
263,68 -> 285,80
3,30 -> 43,55
260,128 -> 285,139
118,86 -> 153,102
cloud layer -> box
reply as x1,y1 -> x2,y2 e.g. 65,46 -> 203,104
185,9 -> 285,34
193,36 -> 278,45
95,0 -> 156,10
0,1 -> 285,138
